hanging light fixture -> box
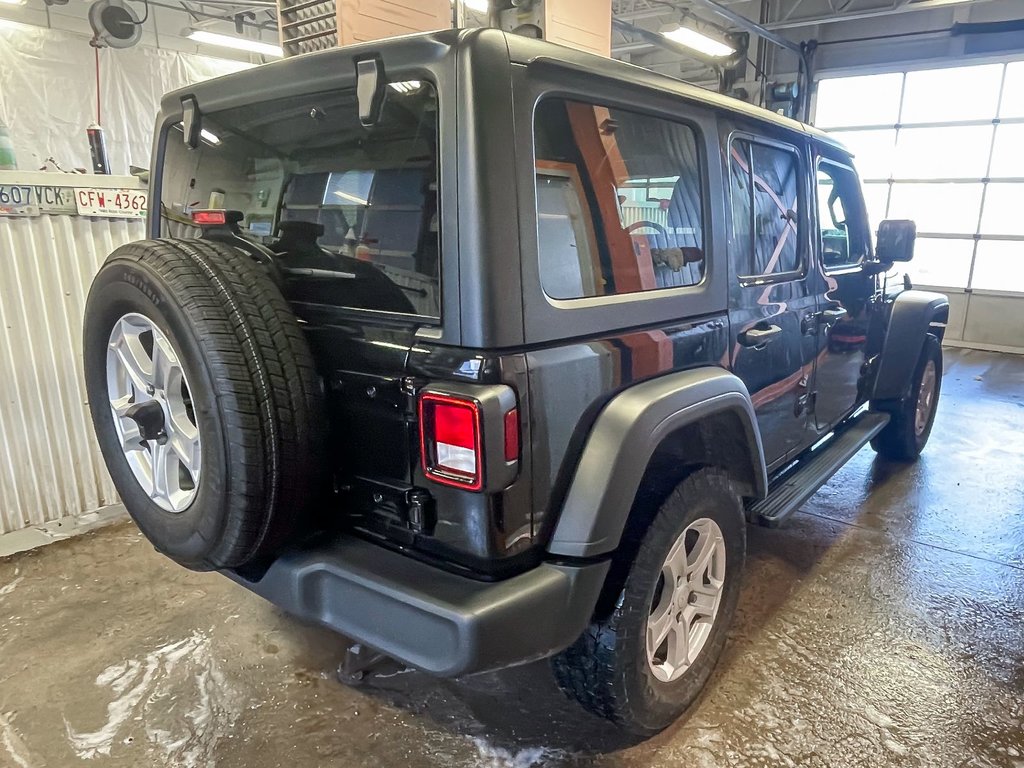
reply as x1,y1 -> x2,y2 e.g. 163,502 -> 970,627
187,29 -> 283,57
659,18 -> 736,59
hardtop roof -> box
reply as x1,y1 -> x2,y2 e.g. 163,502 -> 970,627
169,28 -> 846,152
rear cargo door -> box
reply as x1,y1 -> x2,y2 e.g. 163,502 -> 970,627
157,79 -> 444,485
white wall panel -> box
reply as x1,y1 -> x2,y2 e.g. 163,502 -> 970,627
0,212 -> 143,534
0,26 -> 250,178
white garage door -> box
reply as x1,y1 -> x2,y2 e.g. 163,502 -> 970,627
814,61 -> 1024,351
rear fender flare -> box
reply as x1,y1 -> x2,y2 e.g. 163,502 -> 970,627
873,290 -> 949,402
546,368 -> 767,559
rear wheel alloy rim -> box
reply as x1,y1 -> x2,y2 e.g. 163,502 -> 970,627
106,313 -> 201,512
915,359 -> 938,436
646,517 -> 727,683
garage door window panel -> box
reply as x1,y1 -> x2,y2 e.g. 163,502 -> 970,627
971,240 -> 1024,293
893,126 -> 994,180
999,61 -> 1024,118
817,60 -> 1024,296
979,184 -> 1024,237
910,239 -> 974,289
887,183 -> 984,235
899,64 -> 1003,123
989,124 -> 1024,179
814,73 -> 904,128
533,98 -> 706,300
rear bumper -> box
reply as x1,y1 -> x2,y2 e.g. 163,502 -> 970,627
225,534 -> 609,677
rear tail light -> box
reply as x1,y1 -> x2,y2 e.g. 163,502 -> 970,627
419,394 -> 483,490
191,209 -> 226,225
419,389 -> 521,492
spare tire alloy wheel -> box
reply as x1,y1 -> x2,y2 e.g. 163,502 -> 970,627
107,312 -> 201,513
646,517 -> 726,682
85,238 -> 326,571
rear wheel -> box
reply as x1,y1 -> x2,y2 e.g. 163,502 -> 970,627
552,469 -> 746,735
871,334 -> 942,461
84,238 -> 326,570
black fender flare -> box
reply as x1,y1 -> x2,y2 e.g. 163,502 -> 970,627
546,368 -> 767,559
872,290 -> 949,402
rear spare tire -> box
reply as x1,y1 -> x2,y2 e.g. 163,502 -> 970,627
83,238 -> 325,570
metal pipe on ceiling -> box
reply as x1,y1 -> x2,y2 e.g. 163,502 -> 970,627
189,0 -> 278,7
611,41 -> 656,53
149,0 -> 277,28
763,0 -> 1000,30
687,0 -> 802,53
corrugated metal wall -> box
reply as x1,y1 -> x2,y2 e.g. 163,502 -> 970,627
0,214 -> 144,534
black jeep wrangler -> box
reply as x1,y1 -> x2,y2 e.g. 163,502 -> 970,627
83,29 -> 948,734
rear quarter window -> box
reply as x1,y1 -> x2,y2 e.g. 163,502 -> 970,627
533,98 -> 706,301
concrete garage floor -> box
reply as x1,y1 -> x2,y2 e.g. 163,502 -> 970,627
1,347 -> 1022,768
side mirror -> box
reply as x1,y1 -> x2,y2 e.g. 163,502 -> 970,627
876,219 -> 916,263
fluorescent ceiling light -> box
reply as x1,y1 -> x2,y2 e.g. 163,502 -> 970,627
188,29 -> 283,58
388,80 -> 422,94
0,0 -> 27,6
334,190 -> 368,205
451,0 -> 489,13
660,22 -> 735,58
200,128 -> 221,145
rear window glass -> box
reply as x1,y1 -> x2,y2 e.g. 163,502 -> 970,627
534,98 -> 705,301
159,83 -> 440,318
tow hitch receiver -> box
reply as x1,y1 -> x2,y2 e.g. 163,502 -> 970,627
336,643 -> 403,686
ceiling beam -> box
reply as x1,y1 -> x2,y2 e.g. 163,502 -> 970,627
763,0 -> 1002,30
688,0 -> 803,53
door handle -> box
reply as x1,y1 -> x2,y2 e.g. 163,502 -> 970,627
738,324 -> 782,348
821,307 -> 848,325
803,306 -> 848,334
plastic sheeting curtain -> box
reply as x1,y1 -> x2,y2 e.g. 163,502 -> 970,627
0,27 -> 250,175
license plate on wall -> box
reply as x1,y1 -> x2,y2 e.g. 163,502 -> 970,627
75,188 -> 148,218
0,185 -> 39,216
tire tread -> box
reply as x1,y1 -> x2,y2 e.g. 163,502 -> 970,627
93,238 -> 325,568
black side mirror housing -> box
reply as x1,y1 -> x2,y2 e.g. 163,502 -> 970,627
876,219 -> 916,263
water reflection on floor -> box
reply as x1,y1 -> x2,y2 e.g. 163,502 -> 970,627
0,348 -> 1021,767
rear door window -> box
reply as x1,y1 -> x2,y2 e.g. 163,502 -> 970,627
729,138 -> 803,280
534,98 -> 706,300
159,84 -> 441,318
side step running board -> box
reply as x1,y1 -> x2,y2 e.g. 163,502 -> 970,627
749,411 -> 890,528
